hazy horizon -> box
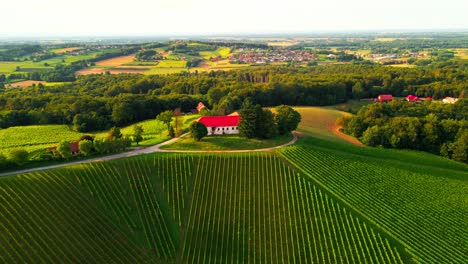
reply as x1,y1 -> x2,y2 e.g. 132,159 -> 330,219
2,0 -> 467,37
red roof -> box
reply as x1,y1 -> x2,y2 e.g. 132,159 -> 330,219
198,116 -> 239,127
70,142 -> 80,153
377,94 -> 393,102
406,95 -> 419,101
196,102 -> 206,112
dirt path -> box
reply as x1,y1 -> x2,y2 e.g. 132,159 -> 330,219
0,132 -> 298,177
329,125 -> 364,147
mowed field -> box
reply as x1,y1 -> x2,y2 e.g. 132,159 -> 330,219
0,107 -> 466,263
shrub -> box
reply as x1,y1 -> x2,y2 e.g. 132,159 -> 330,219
9,149 -> 29,166
79,140 -> 94,156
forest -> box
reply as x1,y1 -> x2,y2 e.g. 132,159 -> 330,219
0,62 -> 466,133
341,100 -> 467,162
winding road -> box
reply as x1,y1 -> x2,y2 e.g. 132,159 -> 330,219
0,132 -> 299,177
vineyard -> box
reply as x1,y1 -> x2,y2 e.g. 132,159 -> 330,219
277,140 -> 468,263
0,152 -> 408,263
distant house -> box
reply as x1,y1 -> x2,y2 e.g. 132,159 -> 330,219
442,97 -> 458,104
48,141 -> 80,154
194,102 -> 207,114
377,94 -> 393,102
70,142 -> 80,154
198,115 -> 240,135
424,96 -> 433,101
227,112 -> 239,116
406,94 -> 419,102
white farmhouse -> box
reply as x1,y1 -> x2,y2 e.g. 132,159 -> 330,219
442,97 -> 458,104
198,115 -> 240,135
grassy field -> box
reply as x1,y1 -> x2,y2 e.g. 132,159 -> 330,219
161,133 -> 293,150
0,114 -> 199,155
199,47 -> 232,59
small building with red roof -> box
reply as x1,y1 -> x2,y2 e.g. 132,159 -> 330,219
406,94 -> 419,102
195,102 -> 207,113
198,115 -> 240,135
377,94 -> 393,102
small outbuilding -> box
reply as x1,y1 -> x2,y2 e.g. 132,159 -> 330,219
196,102 -> 207,113
406,95 -> 419,102
198,115 -> 240,135
377,94 -> 393,102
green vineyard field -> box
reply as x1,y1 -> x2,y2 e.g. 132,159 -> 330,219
0,153 -> 409,263
277,139 -> 468,263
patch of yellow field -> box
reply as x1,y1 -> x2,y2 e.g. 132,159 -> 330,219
95,54 -> 136,67
52,47 -> 82,54
5,80 -> 64,88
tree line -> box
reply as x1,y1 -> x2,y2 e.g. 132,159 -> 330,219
0,63 -> 465,132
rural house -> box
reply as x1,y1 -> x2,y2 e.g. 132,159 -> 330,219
194,102 -> 207,114
406,94 -> 419,102
442,97 -> 458,104
198,115 -> 240,135
376,94 -> 393,102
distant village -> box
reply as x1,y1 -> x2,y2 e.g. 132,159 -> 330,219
229,49 -> 315,64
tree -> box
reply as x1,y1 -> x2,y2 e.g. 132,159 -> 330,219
361,125 -> 385,147
173,108 -> 183,136
133,125 -> 144,145
451,130 -> 468,163
256,109 -> 278,139
57,141 -> 72,160
168,125 -> 175,138
156,110 -> 173,133
275,105 -> 301,135
238,99 -> 258,138
190,122 -> 208,141
8,149 -> 28,166
79,140 -> 93,156
107,126 -> 122,141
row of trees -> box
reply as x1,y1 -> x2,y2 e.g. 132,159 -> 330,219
341,99 -> 467,163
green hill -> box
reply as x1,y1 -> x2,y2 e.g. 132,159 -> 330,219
1,107 -> 466,263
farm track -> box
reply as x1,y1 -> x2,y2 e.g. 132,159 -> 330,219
0,132 -> 298,177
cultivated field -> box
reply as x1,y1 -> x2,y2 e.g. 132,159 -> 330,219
0,153 -> 408,263
94,54 -> 137,67
1,107 -> 466,263
277,139 -> 468,263
51,47 -> 82,54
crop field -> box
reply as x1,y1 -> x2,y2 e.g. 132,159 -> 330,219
94,54 -> 137,67
50,47 -> 83,54
277,139 -> 468,263
1,107 -> 466,263
0,152 -> 407,263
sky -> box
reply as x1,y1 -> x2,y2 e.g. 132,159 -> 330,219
1,0 -> 467,36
